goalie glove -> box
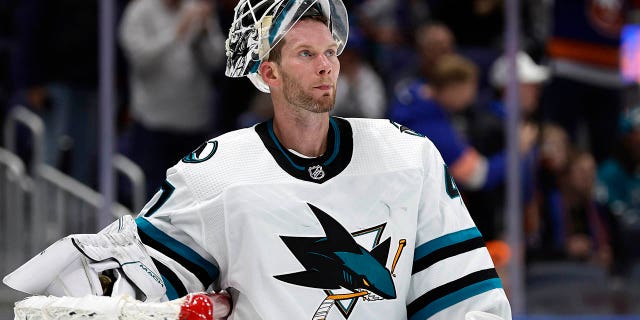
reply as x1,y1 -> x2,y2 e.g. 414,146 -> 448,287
3,215 -> 166,301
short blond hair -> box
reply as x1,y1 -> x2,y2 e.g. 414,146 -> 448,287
429,54 -> 478,90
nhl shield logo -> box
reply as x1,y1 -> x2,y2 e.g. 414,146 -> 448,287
308,165 -> 325,180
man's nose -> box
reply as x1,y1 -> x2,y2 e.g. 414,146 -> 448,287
317,55 -> 332,76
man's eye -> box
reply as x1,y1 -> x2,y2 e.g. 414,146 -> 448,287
300,50 -> 312,57
325,49 -> 336,57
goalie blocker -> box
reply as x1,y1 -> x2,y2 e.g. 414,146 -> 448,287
3,216 -> 231,319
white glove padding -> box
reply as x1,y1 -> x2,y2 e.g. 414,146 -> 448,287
3,216 -> 166,301
465,311 -> 505,320
3,237 -> 102,297
71,216 -> 165,301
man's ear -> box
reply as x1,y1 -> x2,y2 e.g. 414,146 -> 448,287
259,61 -> 280,87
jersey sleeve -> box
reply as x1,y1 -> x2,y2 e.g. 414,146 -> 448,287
134,166 -> 221,300
407,139 -> 512,320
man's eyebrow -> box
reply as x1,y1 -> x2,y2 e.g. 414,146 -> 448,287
289,41 -> 338,51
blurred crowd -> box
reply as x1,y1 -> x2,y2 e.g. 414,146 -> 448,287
1,0 -> 640,278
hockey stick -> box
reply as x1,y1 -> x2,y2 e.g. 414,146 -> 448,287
13,292 -> 231,320
312,291 -> 369,320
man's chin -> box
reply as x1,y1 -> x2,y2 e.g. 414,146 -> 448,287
314,97 -> 335,113
308,104 -> 334,114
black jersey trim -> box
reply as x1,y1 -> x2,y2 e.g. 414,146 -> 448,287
144,180 -> 175,217
152,257 -> 188,299
407,268 -> 501,319
412,237 -> 485,274
255,117 -> 353,183
135,217 -> 219,289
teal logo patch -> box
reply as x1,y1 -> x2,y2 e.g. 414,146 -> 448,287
182,141 -> 218,163
444,164 -> 460,199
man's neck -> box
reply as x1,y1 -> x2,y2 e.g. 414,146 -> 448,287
272,110 -> 330,158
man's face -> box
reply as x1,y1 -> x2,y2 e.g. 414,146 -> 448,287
519,83 -> 542,117
275,19 -> 340,113
417,25 -> 455,74
436,80 -> 477,112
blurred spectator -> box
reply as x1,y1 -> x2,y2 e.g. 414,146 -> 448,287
389,54 -> 539,239
536,123 -> 572,215
530,123 -> 572,245
389,22 -> 456,110
119,0 -> 225,195
355,0 -> 416,93
427,0 -> 548,105
529,149 -> 613,269
415,22 -> 457,83
11,0 -> 100,185
597,107 -> 640,261
464,51 -> 546,240
356,0 -> 404,47
389,22 -> 456,97
389,54 -> 481,190
470,51 -> 547,152
332,26 -> 386,118
541,0 -> 635,163
212,0 -> 257,134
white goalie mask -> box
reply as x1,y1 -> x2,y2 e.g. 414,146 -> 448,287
224,0 -> 349,93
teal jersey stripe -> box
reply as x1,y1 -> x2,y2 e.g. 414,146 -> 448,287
414,227 -> 482,262
409,278 -> 503,320
135,217 -> 219,281
267,121 -> 305,170
162,275 -> 179,300
323,118 -> 340,165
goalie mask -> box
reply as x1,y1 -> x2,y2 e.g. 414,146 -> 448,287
225,0 -> 349,93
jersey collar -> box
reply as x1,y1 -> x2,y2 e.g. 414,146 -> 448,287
255,117 -> 353,183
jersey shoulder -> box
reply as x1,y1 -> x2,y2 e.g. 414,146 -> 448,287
168,126 -> 285,201
345,118 -> 442,171
178,128 -> 254,165
346,118 -> 440,153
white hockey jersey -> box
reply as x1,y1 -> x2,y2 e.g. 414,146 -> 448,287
135,117 -> 512,320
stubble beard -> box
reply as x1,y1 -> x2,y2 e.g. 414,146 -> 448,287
281,69 -> 335,114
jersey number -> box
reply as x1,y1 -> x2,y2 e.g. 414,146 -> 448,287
144,180 -> 175,217
444,165 -> 460,199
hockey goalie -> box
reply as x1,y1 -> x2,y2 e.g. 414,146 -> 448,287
3,0 -> 512,318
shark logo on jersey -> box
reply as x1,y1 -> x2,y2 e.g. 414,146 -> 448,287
274,203 -> 406,319
182,140 -> 218,163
